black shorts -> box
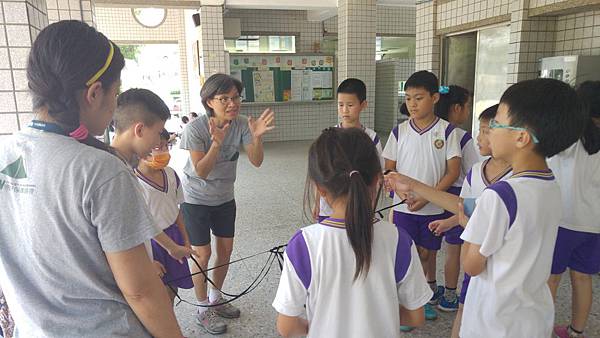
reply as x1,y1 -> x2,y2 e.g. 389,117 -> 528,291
181,200 -> 236,246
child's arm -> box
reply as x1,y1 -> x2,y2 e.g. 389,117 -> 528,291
153,233 -> 196,263
276,314 -> 309,338
409,157 -> 461,211
399,306 -> 425,328
385,172 -> 461,213
428,215 -> 459,236
175,211 -> 190,248
461,242 -> 486,276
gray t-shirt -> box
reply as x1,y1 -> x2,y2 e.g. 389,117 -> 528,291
180,114 -> 253,206
0,129 -> 160,338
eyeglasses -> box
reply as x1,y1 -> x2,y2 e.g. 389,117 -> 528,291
214,95 -> 242,105
488,118 -> 539,144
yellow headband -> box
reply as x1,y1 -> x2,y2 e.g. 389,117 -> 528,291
85,42 -> 115,86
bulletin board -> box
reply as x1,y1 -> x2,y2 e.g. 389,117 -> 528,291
229,54 -> 335,103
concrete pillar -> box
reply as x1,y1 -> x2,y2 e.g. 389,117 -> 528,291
415,0 -> 440,75
199,5 -> 226,78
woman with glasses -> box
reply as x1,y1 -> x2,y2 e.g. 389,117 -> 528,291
179,73 -> 275,334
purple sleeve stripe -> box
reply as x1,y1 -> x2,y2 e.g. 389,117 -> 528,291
460,132 -> 472,150
174,171 -> 181,189
466,169 -> 473,186
445,124 -> 456,141
395,226 -> 413,283
373,134 -> 380,146
392,126 -> 399,140
286,230 -> 312,289
488,181 -> 518,228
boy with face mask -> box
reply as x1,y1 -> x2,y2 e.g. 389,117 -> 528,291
134,129 -> 194,304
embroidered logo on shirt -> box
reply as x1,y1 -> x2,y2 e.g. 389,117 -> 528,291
434,139 -> 445,149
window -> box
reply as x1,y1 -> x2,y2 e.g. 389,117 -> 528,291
225,35 -> 296,53
376,36 -> 416,60
132,8 -> 167,28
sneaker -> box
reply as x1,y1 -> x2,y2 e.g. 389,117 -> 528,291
424,303 -> 438,321
438,295 -> 459,312
428,285 -> 444,305
400,325 -> 414,332
554,325 -> 587,338
212,299 -> 241,319
196,309 -> 227,335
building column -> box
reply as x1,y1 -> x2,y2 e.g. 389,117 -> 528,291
0,0 -> 48,139
337,0 -> 377,128
199,5 -> 226,79
507,0 -> 556,84
415,0 -> 440,75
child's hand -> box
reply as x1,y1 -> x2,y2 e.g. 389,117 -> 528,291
407,196 -> 428,212
383,172 -> 413,199
428,218 -> 455,236
167,244 -> 198,264
248,108 -> 275,138
209,117 -> 231,146
458,199 -> 470,228
153,261 -> 166,278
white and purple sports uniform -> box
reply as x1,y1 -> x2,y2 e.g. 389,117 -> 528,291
382,117 -> 462,250
457,159 -> 511,304
549,140 -> 600,275
318,124 -> 383,221
272,218 -> 432,338
443,128 -> 482,245
460,170 -> 560,338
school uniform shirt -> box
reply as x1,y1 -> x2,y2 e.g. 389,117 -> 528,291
382,117 -> 462,215
319,124 -> 384,217
135,166 -> 184,231
0,129 -> 160,338
459,170 -> 561,338
548,141 -> 600,234
452,128 -> 481,188
272,218 -> 432,338
460,158 -> 512,199
180,114 -> 253,206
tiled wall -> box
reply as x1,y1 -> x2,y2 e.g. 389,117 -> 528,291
241,102 -> 337,142
529,0 -> 573,8
95,7 -> 191,115
46,0 -> 94,26
374,59 -> 414,135
416,1 -> 440,74
0,0 -> 48,138
323,5 -> 416,36
337,0 -> 377,128
554,10 -> 600,56
437,0 -> 510,32
200,5 -> 226,76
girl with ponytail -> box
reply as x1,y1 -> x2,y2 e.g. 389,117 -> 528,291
272,127 -> 432,338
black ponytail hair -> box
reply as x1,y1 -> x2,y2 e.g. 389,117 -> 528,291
27,20 -> 125,152
305,127 -> 382,280
576,81 -> 600,155
435,85 -> 470,121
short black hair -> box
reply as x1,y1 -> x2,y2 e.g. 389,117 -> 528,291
201,74 -> 243,117
182,116 -> 189,124
405,70 -> 439,95
337,78 -> 367,102
479,104 -> 498,122
160,128 -> 170,141
190,112 -> 198,118
576,81 -> 600,155
114,88 -> 171,132
500,78 -> 586,157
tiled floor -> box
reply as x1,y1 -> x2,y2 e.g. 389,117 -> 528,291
170,140 -> 600,338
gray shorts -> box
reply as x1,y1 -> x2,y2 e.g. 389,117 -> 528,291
181,200 -> 236,246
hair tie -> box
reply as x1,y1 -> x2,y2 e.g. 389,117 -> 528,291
86,42 -> 114,86
69,124 -> 89,140
349,170 -> 360,178
439,86 -> 450,94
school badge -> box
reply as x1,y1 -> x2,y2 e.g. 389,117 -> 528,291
434,139 -> 444,149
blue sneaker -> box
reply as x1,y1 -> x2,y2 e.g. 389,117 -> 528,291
428,285 -> 444,305
438,294 -> 459,312
424,303 -> 438,320
400,325 -> 414,332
